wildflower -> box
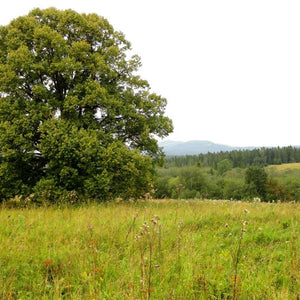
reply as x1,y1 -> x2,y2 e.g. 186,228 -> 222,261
151,218 -> 157,225
42,259 -> 54,268
225,223 -> 229,228
142,222 -> 149,230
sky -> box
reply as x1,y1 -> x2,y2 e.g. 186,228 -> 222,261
1,0 -> 299,147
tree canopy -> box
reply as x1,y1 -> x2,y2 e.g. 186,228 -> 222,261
245,166 -> 268,201
0,8 -> 173,201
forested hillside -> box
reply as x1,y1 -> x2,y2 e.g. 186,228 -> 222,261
155,147 -> 300,201
165,146 -> 300,168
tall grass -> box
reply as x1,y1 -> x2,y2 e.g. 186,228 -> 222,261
0,200 -> 299,299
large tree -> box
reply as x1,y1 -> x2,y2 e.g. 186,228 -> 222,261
0,8 -> 173,201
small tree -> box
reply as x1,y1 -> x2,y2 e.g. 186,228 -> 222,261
245,166 -> 268,201
0,8 -> 173,201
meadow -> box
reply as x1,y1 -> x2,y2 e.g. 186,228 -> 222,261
0,200 -> 299,299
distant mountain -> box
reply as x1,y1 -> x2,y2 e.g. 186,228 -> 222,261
159,140 -> 256,156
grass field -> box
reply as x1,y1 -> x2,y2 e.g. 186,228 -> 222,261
266,163 -> 300,172
0,200 -> 299,299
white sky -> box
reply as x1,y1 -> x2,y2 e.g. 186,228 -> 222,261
1,0 -> 299,147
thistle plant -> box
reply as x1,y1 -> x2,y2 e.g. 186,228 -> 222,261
135,215 -> 160,299
177,221 -> 184,274
232,211 -> 249,300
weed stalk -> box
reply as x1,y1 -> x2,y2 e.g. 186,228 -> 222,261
232,220 -> 247,300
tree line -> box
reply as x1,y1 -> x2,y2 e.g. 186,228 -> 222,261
155,146 -> 300,202
155,164 -> 300,202
165,146 -> 300,169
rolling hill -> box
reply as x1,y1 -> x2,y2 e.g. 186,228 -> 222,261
159,140 -> 256,156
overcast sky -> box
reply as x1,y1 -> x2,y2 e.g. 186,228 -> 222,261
1,0 -> 299,147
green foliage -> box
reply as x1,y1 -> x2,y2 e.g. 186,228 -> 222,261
179,166 -> 208,198
155,163 -> 300,202
266,178 -> 291,202
222,178 -> 245,200
0,8 -> 172,201
266,164 -> 300,201
160,152 -> 300,201
217,158 -> 233,176
245,166 -> 268,201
